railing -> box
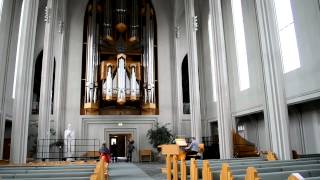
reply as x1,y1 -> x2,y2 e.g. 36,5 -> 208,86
37,139 -> 100,161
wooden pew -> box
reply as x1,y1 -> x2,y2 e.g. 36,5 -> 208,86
190,158 -> 198,180
160,144 -> 180,180
90,159 -> 108,180
245,167 -> 260,180
220,163 -> 234,180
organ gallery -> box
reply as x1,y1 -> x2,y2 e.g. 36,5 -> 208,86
81,0 -> 158,115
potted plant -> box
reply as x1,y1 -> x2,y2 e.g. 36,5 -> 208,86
147,122 -> 174,152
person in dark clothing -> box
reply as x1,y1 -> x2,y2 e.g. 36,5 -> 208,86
126,140 -> 135,162
110,142 -> 118,162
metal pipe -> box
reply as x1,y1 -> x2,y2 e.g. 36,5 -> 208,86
85,0 -> 99,108
130,65 -> 137,100
129,0 -> 139,42
103,0 -> 113,41
143,4 -> 155,107
117,54 -> 126,104
106,65 -> 113,100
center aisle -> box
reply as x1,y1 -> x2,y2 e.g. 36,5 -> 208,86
108,162 -> 155,180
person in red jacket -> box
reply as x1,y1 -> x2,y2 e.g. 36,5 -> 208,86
99,142 -> 111,163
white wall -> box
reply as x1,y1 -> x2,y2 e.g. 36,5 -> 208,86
221,0 -> 265,116
82,116 -> 156,162
285,0 -> 320,104
65,0 -> 87,137
288,100 -> 320,154
198,0 -> 217,126
152,0 -> 175,129
243,115 -> 267,151
64,0 -> 175,138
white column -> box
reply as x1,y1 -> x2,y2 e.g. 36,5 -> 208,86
208,0 -> 233,159
255,0 -> 291,160
0,0 -> 15,160
54,0 -> 67,139
38,0 -> 57,159
11,0 -> 39,164
184,0 -> 202,142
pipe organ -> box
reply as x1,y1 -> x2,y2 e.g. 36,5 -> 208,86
82,0 -> 158,115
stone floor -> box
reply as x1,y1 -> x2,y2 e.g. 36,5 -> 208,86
134,162 -> 167,180
109,161 -> 166,180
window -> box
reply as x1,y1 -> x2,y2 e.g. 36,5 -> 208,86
0,0 -> 4,21
208,16 -> 217,101
274,0 -> 301,73
181,55 -> 190,114
231,0 -> 250,91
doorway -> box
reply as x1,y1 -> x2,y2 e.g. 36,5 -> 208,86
3,120 -> 12,160
109,134 -> 132,158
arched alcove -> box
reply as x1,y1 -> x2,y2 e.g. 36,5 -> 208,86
181,55 -> 190,114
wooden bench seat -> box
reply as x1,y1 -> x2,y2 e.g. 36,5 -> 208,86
233,169 -> 320,180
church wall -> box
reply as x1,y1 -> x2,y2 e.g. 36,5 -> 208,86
242,116 -> 267,151
173,0 -> 192,137
221,0 -> 265,117
286,100 -> 320,154
65,0 -> 87,138
197,0 -> 217,127
285,0 -> 320,104
152,0 -> 174,129
64,0 -> 175,139
82,116 -> 155,162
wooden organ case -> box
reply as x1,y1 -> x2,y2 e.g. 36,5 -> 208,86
81,0 -> 158,115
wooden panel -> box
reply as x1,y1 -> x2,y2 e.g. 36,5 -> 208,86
161,145 -> 180,155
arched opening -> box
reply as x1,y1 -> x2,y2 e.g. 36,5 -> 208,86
27,51 -> 43,160
31,51 -> 43,115
181,55 -> 190,114
80,0 -> 158,115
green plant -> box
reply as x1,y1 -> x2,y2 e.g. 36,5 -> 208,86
147,123 -> 174,149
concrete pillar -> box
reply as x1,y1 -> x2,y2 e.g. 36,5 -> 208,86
0,0 -> 15,160
53,0 -> 67,139
208,0 -> 233,159
11,0 -> 39,164
38,0 -> 57,159
255,0 -> 291,160
184,0 -> 202,142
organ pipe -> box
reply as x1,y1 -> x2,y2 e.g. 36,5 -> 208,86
143,4 -> 156,109
129,0 -> 139,43
102,64 -> 113,100
117,54 -> 126,104
115,0 -> 127,32
130,65 -> 137,100
85,0 -> 99,110
103,0 -> 113,41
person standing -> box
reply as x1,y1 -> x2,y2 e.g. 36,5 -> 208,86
99,142 -> 110,163
127,140 -> 135,162
110,142 -> 118,162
